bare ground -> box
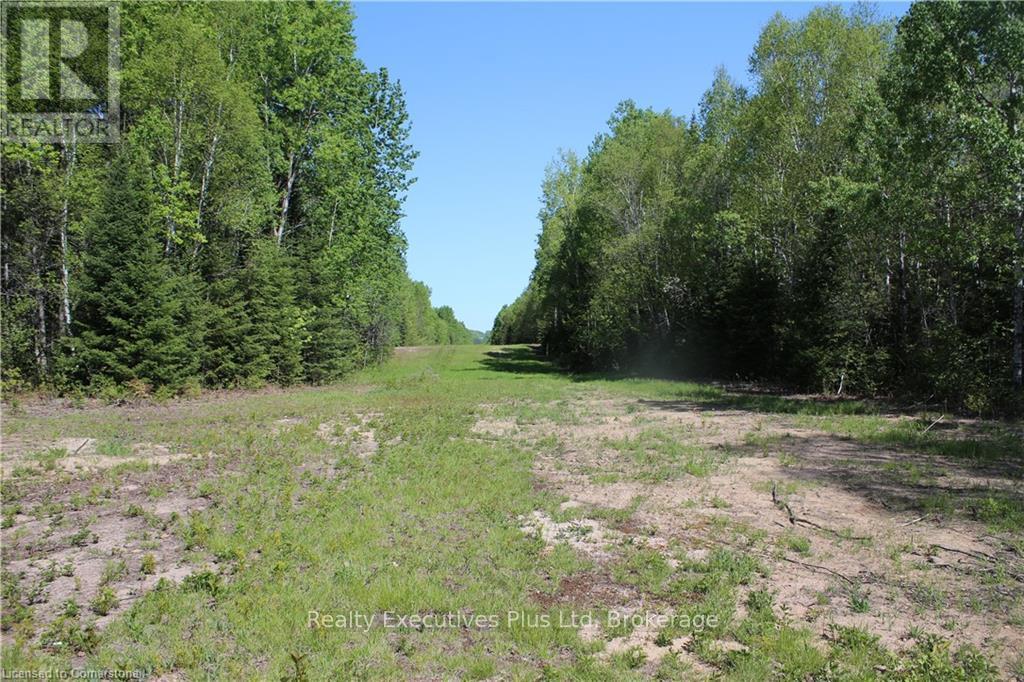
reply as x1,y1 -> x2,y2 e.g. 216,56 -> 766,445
479,395 -> 1024,677
0,446 -> 217,655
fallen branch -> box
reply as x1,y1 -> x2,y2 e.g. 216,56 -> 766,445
929,543 -> 996,563
776,555 -> 855,585
796,517 -> 872,540
770,480 -> 872,541
922,414 -> 945,434
899,516 -> 926,527
912,549 -> 1024,583
771,481 -> 796,524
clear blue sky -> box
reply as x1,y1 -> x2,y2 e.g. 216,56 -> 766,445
353,2 -> 910,332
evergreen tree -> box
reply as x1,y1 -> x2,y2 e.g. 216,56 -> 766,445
72,149 -> 196,389
242,240 -> 304,386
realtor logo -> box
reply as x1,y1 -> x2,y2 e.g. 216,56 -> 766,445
1,1 -> 120,143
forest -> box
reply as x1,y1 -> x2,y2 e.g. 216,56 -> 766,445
491,2 -> 1024,414
1,1 -> 475,399
2,2 -> 1023,678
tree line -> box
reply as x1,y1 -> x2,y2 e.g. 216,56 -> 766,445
1,1 -> 472,397
492,2 -> 1023,413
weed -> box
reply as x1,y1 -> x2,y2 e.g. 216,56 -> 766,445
30,448 -> 66,471
782,532 -> 811,556
182,570 -> 222,597
100,560 -> 127,586
90,587 -> 117,616
848,587 -> 870,614
41,616 -> 100,653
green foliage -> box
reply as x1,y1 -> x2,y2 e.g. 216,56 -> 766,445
891,634 -> 997,681
1,1 -> 472,395
71,149 -> 196,390
498,3 -> 1024,411
398,277 -> 476,346
90,587 -> 118,616
181,570 -> 222,597
41,615 -> 100,654
242,240 -> 304,385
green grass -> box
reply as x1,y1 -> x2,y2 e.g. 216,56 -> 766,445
602,429 -> 719,481
0,345 -> 1009,679
28,447 -> 66,471
0,347 -> 604,678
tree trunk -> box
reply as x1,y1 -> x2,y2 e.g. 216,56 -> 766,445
327,199 -> 338,247
59,128 -> 77,336
32,246 -> 48,377
1014,182 -> 1023,390
195,134 -> 219,235
277,152 -> 297,246
166,97 -> 185,254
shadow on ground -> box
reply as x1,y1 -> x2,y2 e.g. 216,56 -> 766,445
480,345 -> 1024,528
473,346 -> 566,376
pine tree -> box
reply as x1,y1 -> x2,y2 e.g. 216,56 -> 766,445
303,304 -> 357,383
201,273 -> 263,388
242,240 -> 304,385
72,149 -> 196,389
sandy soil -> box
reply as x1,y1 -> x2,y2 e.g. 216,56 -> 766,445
483,395 -> 1024,677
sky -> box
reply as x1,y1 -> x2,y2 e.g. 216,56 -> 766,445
353,2 -> 910,332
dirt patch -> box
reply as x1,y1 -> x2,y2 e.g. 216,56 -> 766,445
393,346 -> 432,356
316,413 -> 380,458
601,624 -> 697,668
1,438 -> 194,478
519,510 -> 620,561
1,449 -> 218,652
270,417 -> 304,435
496,393 -> 1024,676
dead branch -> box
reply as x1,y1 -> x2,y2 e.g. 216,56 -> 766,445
770,480 -> 871,540
776,555 -> 856,585
929,543 -> 996,562
922,414 -> 945,434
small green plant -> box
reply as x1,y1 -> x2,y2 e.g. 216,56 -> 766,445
783,533 -> 811,556
182,570 -> 222,597
140,553 -> 157,575
96,440 -> 132,457
62,599 -> 80,617
848,588 -> 870,614
100,559 -> 127,586
41,616 -> 100,653
611,646 -> 646,670
67,527 -> 94,547
746,589 -> 776,615
179,513 -> 211,550
90,587 -> 118,615
894,633 -> 996,680
465,658 -> 497,680
31,448 -> 66,471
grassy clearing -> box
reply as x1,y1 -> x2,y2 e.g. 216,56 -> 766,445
2,345 -> 1019,679
2,347 -> 593,678
602,429 -> 719,481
